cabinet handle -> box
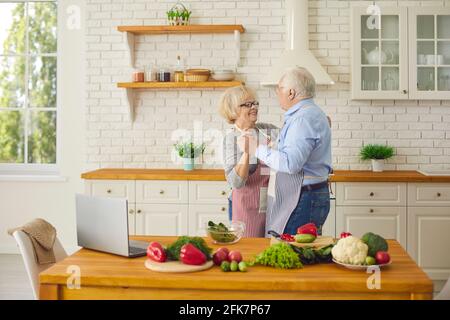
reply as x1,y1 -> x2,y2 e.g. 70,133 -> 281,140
437,192 -> 441,197
369,192 -> 374,197
369,209 -> 374,213
221,191 -> 227,196
221,207 -> 226,212
107,189 -> 112,194
403,89 -> 408,94
129,209 -> 134,215
159,190 -> 165,195
137,209 -> 142,214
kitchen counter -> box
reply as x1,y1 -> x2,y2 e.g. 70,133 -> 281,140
39,236 -> 433,300
81,168 -> 450,182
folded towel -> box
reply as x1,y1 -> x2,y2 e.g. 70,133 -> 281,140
8,219 -> 57,265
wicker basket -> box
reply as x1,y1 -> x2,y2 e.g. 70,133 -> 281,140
185,69 -> 211,82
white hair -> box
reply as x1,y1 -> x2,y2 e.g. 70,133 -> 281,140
279,67 -> 316,98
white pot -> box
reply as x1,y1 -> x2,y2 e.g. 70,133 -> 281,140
371,159 -> 385,172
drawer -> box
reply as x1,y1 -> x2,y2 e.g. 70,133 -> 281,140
85,180 -> 135,200
136,180 -> 188,204
408,183 -> 450,206
336,183 -> 406,206
188,204 -> 230,236
189,181 -> 230,204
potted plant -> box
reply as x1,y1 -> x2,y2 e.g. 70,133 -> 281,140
174,142 -> 205,171
167,1 -> 191,26
360,144 -> 394,172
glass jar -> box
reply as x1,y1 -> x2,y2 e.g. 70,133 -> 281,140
132,69 -> 145,82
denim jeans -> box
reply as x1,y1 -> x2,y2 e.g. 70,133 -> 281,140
283,186 -> 330,235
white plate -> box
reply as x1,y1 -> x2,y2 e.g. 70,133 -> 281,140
332,259 -> 392,270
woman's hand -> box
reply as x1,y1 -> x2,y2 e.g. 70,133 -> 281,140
237,133 -> 257,156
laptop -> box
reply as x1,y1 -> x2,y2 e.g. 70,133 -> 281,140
75,194 -> 148,258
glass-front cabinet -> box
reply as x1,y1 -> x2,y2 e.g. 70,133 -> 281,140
352,6 -> 450,100
352,7 -> 408,99
409,7 -> 450,99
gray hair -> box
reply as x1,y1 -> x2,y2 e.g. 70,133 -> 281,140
279,67 -> 316,98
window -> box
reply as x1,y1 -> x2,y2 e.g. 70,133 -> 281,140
0,1 -> 57,172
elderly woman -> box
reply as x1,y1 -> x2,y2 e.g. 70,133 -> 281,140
218,86 -> 277,238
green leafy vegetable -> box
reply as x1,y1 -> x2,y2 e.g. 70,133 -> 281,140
291,244 -> 334,265
250,243 -> 303,269
165,236 -> 212,261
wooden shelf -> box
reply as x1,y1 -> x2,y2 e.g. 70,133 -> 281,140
117,24 -> 245,35
119,81 -> 243,121
118,81 -> 243,89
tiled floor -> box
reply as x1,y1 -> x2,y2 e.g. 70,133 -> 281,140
0,254 -> 446,300
0,255 -> 33,300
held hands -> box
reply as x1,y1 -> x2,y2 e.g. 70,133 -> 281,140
237,132 -> 258,156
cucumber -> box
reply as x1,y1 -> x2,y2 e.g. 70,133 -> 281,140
294,234 -> 316,243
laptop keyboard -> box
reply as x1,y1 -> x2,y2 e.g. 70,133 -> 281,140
129,246 -> 146,255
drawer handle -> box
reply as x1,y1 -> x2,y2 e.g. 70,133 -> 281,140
107,189 -> 112,194
137,209 -> 142,214
221,207 -> 226,212
129,209 -> 134,215
437,192 -> 442,197
159,190 -> 165,195
369,209 -> 374,213
221,191 -> 227,196
369,192 -> 374,197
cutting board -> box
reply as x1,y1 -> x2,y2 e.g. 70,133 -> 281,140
270,236 -> 335,249
144,259 -> 214,273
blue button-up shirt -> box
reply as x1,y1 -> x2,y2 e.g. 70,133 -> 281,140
255,98 -> 332,186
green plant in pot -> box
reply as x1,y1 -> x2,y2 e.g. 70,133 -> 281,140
174,142 -> 205,171
360,144 -> 394,172
167,1 -> 191,26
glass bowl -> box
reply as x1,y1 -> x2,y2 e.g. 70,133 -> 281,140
206,221 -> 245,245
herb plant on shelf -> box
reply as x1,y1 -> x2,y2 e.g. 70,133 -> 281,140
360,144 -> 394,172
174,142 -> 205,171
167,1 -> 192,26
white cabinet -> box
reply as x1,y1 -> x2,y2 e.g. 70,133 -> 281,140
336,206 -> 407,248
136,180 -> 188,204
408,207 -> 450,280
134,204 -> 188,236
351,7 -> 408,99
336,182 -> 406,206
188,204 -> 229,237
189,181 -> 229,205
352,6 -> 450,100
85,180 -> 135,200
408,183 -> 450,206
409,8 -> 450,99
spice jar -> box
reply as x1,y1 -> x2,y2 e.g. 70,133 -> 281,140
132,69 -> 145,82
174,71 -> 184,82
158,68 -> 171,82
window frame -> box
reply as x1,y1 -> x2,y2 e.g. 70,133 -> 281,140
0,0 -> 60,175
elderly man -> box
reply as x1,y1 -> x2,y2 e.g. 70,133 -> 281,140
253,67 -> 332,236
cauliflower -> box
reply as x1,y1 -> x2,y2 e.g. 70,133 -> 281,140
332,236 -> 368,265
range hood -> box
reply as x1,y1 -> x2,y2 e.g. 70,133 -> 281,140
261,0 -> 334,86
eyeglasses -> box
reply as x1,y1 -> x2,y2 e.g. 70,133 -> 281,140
239,101 -> 259,109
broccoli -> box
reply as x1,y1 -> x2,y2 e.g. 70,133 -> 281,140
361,232 -> 388,257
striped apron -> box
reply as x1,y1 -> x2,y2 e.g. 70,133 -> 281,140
231,162 -> 270,238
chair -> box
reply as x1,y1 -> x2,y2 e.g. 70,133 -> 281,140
12,230 -> 67,300
435,277 -> 450,300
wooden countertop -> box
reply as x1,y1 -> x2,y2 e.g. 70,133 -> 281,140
81,168 -> 450,182
39,237 -> 433,300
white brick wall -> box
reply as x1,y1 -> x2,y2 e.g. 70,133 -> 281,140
85,0 -> 450,171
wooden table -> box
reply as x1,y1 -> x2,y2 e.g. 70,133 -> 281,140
39,237 -> 433,300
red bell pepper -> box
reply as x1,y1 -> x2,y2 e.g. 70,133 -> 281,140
297,223 -> 318,237
280,233 -> 295,242
147,242 -> 167,263
340,232 -> 352,239
180,243 -> 207,265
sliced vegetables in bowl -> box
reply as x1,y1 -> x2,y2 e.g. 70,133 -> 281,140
206,221 -> 245,244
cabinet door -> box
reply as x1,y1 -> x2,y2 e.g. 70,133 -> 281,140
409,7 -> 450,99
135,204 -> 188,236
408,183 -> 450,206
336,182 -> 406,206
85,180 -> 135,200
408,207 -> 450,280
351,7 -> 408,99
336,206 -> 407,248
188,204 -> 229,237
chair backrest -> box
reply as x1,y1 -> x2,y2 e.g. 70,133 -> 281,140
12,230 -> 67,300
435,277 -> 450,300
